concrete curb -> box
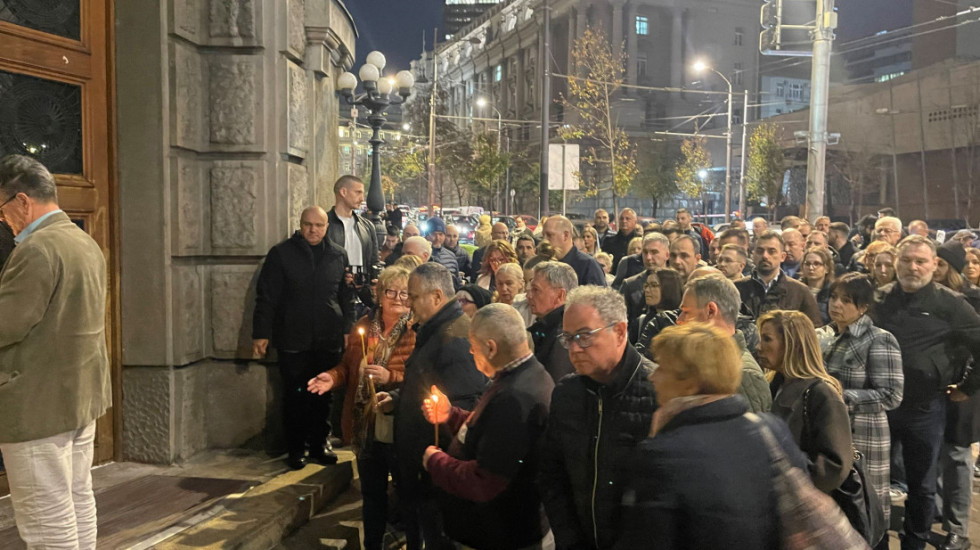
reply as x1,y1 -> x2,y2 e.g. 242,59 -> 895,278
151,462 -> 353,550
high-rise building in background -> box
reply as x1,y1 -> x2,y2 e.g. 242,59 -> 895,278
443,0 -> 503,38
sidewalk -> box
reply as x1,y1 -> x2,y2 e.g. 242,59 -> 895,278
0,448 -> 355,549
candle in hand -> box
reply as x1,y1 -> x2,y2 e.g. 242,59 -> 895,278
358,327 -> 367,356
432,393 -> 440,447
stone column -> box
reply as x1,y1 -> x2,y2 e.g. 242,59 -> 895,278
116,0 -> 355,464
626,3 -> 638,88
671,7 -> 684,89
611,1 -> 624,56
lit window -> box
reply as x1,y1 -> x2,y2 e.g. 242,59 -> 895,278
636,16 -> 648,36
494,65 -> 502,82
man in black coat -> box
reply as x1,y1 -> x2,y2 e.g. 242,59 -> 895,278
540,286 -> 658,550
379,263 -> 487,550
873,235 -> 980,550
422,304 -> 555,549
600,208 -> 642,267
526,261 -> 578,382
327,175 -> 379,309
253,206 -> 354,469
542,216 -> 607,287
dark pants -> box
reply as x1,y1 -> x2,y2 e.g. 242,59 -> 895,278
279,349 -> 340,457
889,397 -> 947,550
358,441 -> 397,550
397,463 -> 453,550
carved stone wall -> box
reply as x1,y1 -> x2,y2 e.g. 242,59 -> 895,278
117,0 -> 356,463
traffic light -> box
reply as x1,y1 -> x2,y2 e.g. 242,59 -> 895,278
759,0 -> 816,57
760,0 -> 781,31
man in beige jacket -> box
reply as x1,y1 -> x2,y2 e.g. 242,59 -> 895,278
0,155 -> 110,549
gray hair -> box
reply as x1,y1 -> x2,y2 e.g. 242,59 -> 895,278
470,303 -> 528,349
0,155 -> 58,203
532,261 -> 579,292
671,233 -> 702,255
642,232 -> 670,248
875,216 -> 902,232
495,262 -> 524,283
404,235 -> 432,256
411,262 -> 455,298
685,273 -> 741,325
565,286 -> 627,325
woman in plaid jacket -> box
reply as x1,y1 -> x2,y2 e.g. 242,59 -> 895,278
817,273 -> 904,527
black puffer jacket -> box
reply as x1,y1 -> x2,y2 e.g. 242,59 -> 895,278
528,305 -> 575,383
540,344 -> 658,550
252,232 -> 354,353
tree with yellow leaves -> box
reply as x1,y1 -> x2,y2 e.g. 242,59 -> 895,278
675,136 -> 712,215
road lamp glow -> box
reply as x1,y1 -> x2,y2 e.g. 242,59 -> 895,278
698,169 -> 708,180
692,60 -> 708,73
690,59 -> 733,223
476,97 -> 488,108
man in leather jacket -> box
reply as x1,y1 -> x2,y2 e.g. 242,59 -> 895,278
540,286 -> 658,549
327,175 -> 379,299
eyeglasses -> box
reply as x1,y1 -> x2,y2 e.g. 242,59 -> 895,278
384,289 -> 409,301
0,193 -> 17,212
488,256 -> 506,265
803,261 -> 824,268
456,297 -> 474,305
558,322 -> 618,349
644,282 -> 661,289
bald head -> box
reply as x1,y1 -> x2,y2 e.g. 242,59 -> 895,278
403,235 -> 432,261
491,222 -> 509,241
543,216 -> 575,257
299,206 -> 328,246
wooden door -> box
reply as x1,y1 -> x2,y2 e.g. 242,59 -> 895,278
0,0 -> 119,472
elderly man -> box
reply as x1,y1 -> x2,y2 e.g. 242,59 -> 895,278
751,217 -> 768,238
444,224 -> 472,279
426,217 -> 462,288
515,233 -> 536,265
526,261 -> 578,382
254,205 -> 353,469
620,233 -> 671,323
403,235 -> 433,262
540,286 -> 657,549
781,215 -> 802,231
422,304 -> 555,549
872,236 -> 980,550
779,228 -> 806,278
668,234 -> 702,282
736,230 -> 822,325
0,156 -> 110,549
593,208 -> 617,244
601,208 -> 642,266
716,244 -> 748,281
814,215 -> 831,233
380,263 -> 487,550
874,216 -> 903,246
677,274 -> 771,412
543,215 -> 607,286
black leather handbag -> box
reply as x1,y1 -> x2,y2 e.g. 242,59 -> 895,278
803,383 -> 886,547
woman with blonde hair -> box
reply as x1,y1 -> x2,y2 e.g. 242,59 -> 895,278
581,225 -> 599,256
474,214 -> 493,248
627,236 -> 643,257
307,266 -> 416,550
867,243 -> 898,289
493,262 -> 533,326
477,239 -> 519,292
617,322 -> 809,549
758,310 -> 854,493
964,248 -> 980,287
595,251 -> 616,285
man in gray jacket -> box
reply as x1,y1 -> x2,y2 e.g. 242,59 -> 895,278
0,155 -> 110,549
677,272 -> 772,412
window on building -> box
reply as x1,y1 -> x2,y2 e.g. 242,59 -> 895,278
733,108 -> 743,125
734,27 -> 744,46
733,62 -> 743,86
790,83 -> 802,100
776,82 -> 785,97
636,16 -> 648,36
494,64 -> 502,82
636,52 -> 647,78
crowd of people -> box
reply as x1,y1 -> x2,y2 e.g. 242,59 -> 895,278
248,177 -> 980,550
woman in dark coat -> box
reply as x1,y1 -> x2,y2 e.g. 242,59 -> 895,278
758,310 -> 854,493
799,246 -> 834,326
616,322 -> 809,550
630,268 -> 683,346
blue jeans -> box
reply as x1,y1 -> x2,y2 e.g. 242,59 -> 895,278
889,397 -> 947,550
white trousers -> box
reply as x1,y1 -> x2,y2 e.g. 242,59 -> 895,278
0,421 -> 97,550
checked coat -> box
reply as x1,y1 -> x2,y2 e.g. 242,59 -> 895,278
817,314 -> 904,524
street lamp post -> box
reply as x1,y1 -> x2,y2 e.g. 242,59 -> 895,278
476,97 -> 504,213
693,60 -> 733,223
337,51 -> 415,248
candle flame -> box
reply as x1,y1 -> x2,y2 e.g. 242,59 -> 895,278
431,394 -> 439,403
358,327 -> 365,335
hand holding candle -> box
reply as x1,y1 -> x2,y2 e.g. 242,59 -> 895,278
422,385 -> 450,447
357,327 -> 367,357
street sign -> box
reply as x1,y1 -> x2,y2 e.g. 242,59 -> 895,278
548,144 -> 579,190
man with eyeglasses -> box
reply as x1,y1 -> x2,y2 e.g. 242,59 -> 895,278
874,216 -> 903,247
526,261 -> 578,382
540,286 -> 657,550
0,155 -> 110,549
254,205 -> 355,469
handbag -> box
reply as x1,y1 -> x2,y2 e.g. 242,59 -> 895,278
746,412 -> 870,550
802,383 -> 886,547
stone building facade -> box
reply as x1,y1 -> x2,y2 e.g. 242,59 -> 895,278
116,0 -> 356,463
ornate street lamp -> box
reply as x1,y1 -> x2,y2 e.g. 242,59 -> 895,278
337,51 -> 415,247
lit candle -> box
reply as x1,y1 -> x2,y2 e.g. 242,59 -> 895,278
358,327 -> 367,357
367,373 -> 376,397
432,393 -> 440,447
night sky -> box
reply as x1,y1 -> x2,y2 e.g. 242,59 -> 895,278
342,0 -> 911,72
